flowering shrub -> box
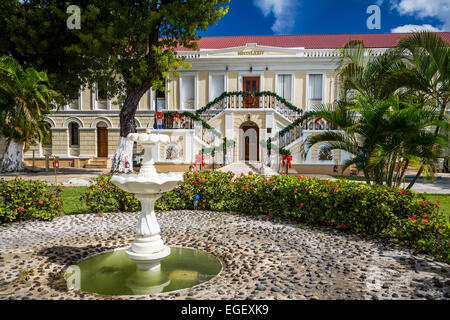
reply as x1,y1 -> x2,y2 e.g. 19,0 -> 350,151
161,172 -> 449,263
81,175 -> 140,214
0,178 -> 63,223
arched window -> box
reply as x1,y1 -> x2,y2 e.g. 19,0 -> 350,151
69,122 -> 80,146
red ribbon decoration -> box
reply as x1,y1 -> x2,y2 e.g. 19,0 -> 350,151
314,117 -> 330,123
156,111 -> 165,120
194,154 -> 205,167
282,155 -> 292,168
169,113 -> 184,122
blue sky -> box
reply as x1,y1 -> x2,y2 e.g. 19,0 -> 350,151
197,0 -> 450,37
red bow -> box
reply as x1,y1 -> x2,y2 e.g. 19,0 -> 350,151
314,117 -> 330,123
194,154 -> 205,167
169,113 -> 184,122
156,111 -> 165,120
282,155 -> 292,168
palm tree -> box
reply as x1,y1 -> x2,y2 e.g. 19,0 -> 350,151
396,31 -> 450,184
0,56 -> 61,172
300,95 -> 446,186
338,39 -> 410,104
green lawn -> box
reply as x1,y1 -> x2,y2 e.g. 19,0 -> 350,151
422,193 -> 450,218
61,186 -> 90,215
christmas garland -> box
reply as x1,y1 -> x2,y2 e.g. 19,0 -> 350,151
195,91 -> 304,116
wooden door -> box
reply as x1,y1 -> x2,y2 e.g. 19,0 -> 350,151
97,127 -> 108,157
242,125 -> 259,161
243,77 -> 260,108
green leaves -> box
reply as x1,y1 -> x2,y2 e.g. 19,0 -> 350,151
0,178 -> 63,223
152,171 -> 449,263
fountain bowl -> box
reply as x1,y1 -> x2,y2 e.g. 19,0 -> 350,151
111,172 -> 183,195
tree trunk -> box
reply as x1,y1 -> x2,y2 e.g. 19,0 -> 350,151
1,140 -> 24,173
111,81 -> 152,173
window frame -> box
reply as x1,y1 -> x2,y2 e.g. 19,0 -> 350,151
209,72 -> 228,102
306,72 -> 326,111
275,72 -> 295,103
179,73 -> 197,111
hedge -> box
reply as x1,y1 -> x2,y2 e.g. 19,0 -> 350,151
0,178 -> 63,223
84,172 -> 449,263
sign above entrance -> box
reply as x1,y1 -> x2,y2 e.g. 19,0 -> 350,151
237,50 -> 265,56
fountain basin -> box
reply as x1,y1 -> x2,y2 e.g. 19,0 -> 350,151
65,247 -> 222,296
111,173 -> 182,194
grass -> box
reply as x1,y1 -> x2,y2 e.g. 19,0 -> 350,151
422,193 -> 450,219
61,186 -> 90,215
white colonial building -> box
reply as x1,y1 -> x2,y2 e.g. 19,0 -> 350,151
9,32 -> 449,174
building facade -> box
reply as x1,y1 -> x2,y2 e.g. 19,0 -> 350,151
6,32 -> 449,173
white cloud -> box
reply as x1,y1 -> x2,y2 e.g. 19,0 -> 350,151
391,24 -> 443,33
253,0 -> 300,34
390,0 -> 450,31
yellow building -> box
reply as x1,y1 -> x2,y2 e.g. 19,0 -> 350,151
9,33 -> 441,174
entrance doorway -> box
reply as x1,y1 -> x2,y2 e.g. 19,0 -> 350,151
242,76 -> 260,108
240,122 -> 259,161
97,122 -> 108,157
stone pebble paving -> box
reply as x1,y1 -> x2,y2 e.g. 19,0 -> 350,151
0,210 -> 448,300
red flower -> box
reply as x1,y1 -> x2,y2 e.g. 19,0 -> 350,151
331,186 -> 338,191
297,176 -> 302,179
263,180 -> 267,184
248,171 -> 253,175
268,213 -> 272,218
194,181 -> 198,185
410,214 -> 417,220
244,184 -> 248,188
19,206 -> 24,211
39,200 -> 43,204
422,219 -> 428,224
299,203 -> 303,207
435,203 -> 439,208
340,223 -> 348,229
194,171 -> 199,175
54,198 -> 58,201
200,179 -> 205,183
397,190 -> 405,194
186,190 -> 190,194
301,189 -> 306,193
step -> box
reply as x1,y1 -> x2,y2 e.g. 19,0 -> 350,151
219,161 -> 278,177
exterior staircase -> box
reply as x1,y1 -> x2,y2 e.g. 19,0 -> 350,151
84,157 -> 112,169
218,161 -> 279,177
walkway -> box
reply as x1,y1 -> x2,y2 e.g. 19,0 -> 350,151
0,211 -> 448,300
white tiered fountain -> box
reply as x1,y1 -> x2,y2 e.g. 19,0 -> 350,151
111,131 -> 183,271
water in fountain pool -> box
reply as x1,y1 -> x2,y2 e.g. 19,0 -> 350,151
65,247 -> 222,296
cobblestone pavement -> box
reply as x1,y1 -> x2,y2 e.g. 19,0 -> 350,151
0,210 -> 448,300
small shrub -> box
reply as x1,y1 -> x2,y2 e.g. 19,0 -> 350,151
81,175 -> 140,214
0,178 -> 63,223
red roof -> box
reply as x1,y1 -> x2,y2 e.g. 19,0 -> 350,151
176,32 -> 450,51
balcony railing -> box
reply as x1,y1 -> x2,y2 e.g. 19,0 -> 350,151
196,91 -> 303,122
